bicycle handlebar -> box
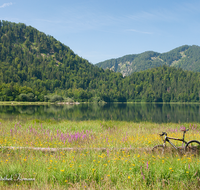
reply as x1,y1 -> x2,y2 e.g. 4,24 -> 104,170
159,132 -> 167,136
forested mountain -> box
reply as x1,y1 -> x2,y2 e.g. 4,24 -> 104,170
96,45 -> 200,76
1,20 -> 200,103
0,20 -> 124,102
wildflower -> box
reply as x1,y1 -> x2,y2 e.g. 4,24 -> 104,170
141,166 -> 145,180
128,176 -> 131,179
60,169 -> 64,172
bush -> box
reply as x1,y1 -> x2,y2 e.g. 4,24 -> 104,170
18,94 -> 28,101
50,95 -> 64,103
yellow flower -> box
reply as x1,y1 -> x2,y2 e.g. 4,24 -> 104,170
60,169 -> 65,172
186,171 -> 189,174
128,176 -> 131,179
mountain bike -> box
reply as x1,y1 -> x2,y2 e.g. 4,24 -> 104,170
152,128 -> 200,155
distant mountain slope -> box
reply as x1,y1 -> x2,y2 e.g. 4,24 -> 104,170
95,45 -> 200,76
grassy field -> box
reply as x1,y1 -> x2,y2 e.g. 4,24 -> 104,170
0,119 -> 200,189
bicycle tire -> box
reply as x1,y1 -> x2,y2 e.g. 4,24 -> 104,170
152,144 -> 164,154
185,140 -> 200,155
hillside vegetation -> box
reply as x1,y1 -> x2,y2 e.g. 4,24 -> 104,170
1,20 -> 200,103
96,45 -> 200,76
0,20 -> 122,102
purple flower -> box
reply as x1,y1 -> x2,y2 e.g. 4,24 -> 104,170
107,149 -> 109,156
141,166 -> 145,180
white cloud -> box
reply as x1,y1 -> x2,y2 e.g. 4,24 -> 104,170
0,2 -> 13,8
125,29 -> 152,35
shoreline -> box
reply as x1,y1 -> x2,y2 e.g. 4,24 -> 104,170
0,101 -> 200,105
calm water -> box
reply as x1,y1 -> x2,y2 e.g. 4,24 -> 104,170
0,103 -> 200,123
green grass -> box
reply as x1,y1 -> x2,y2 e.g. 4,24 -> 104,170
0,101 -> 50,105
0,119 -> 200,189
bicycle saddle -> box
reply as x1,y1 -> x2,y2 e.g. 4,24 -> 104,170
180,127 -> 189,132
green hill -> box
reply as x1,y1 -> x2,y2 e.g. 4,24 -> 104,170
1,20 -> 200,103
95,45 -> 200,76
0,20 -> 124,102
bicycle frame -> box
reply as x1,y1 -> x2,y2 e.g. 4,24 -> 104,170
161,130 -> 188,151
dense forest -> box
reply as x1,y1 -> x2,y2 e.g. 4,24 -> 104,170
1,20 -> 200,103
96,45 -> 200,76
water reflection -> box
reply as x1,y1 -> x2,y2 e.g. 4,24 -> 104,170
0,103 -> 199,123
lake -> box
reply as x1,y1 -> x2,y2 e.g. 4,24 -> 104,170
0,103 -> 200,123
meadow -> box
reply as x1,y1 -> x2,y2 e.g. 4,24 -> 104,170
0,119 -> 200,189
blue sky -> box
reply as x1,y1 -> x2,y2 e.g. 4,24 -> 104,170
0,0 -> 200,64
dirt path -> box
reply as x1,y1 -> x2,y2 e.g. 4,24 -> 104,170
1,146 -> 152,152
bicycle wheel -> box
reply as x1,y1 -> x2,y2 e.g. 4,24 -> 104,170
185,140 -> 200,155
152,144 -> 164,154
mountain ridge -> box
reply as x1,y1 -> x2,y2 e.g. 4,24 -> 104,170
95,45 -> 200,76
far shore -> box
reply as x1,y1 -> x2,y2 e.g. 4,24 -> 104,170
0,101 -> 200,105
0,101 -> 80,105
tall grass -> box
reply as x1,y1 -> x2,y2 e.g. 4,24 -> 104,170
0,119 -> 200,189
